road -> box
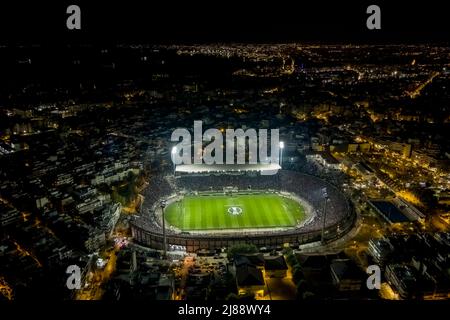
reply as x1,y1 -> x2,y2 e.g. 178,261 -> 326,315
76,246 -> 118,300
406,71 -> 440,98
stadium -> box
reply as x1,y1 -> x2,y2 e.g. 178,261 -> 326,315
164,192 -> 306,232
131,164 -> 355,252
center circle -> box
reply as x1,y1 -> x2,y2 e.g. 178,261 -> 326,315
227,206 -> 243,216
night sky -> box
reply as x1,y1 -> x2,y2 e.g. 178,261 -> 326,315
0,1 -> 449,44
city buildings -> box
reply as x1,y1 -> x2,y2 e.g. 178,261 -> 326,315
0,43 -> 449,301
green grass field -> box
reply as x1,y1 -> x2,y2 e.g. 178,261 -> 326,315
164,193 -> 305,231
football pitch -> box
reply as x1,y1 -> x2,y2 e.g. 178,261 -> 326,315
164,193 -> 305,231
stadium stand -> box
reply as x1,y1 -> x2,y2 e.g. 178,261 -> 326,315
132,170 -> 355,252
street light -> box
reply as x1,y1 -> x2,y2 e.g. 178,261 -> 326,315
161,200 -> 167,259
171,146 -> 177,175
321,188 -> 329,244
279,141 -> 284,167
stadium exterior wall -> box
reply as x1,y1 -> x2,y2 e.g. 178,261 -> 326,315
131,204 -> 355,252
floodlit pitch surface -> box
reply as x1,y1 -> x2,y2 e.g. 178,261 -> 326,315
165,193 -> 305,231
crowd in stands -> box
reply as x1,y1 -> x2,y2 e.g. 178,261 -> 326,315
177,174 -> 281,192
278,171 -> 350,232
138,173 -> 177,234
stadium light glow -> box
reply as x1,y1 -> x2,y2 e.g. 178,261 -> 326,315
171,147 -> 177,175
161,200 -> 167,258
321,187 -> 329,244
279,141 -> 284,167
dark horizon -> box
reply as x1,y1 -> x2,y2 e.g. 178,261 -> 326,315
0,1 -> 449,45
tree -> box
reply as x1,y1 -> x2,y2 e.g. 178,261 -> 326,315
292,264 -> 305,284
296,279 -> 310,299
227,244 -> 258,260
285,252 -> 298,267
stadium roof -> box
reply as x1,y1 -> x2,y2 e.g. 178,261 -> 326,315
175,163 -> 281,173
